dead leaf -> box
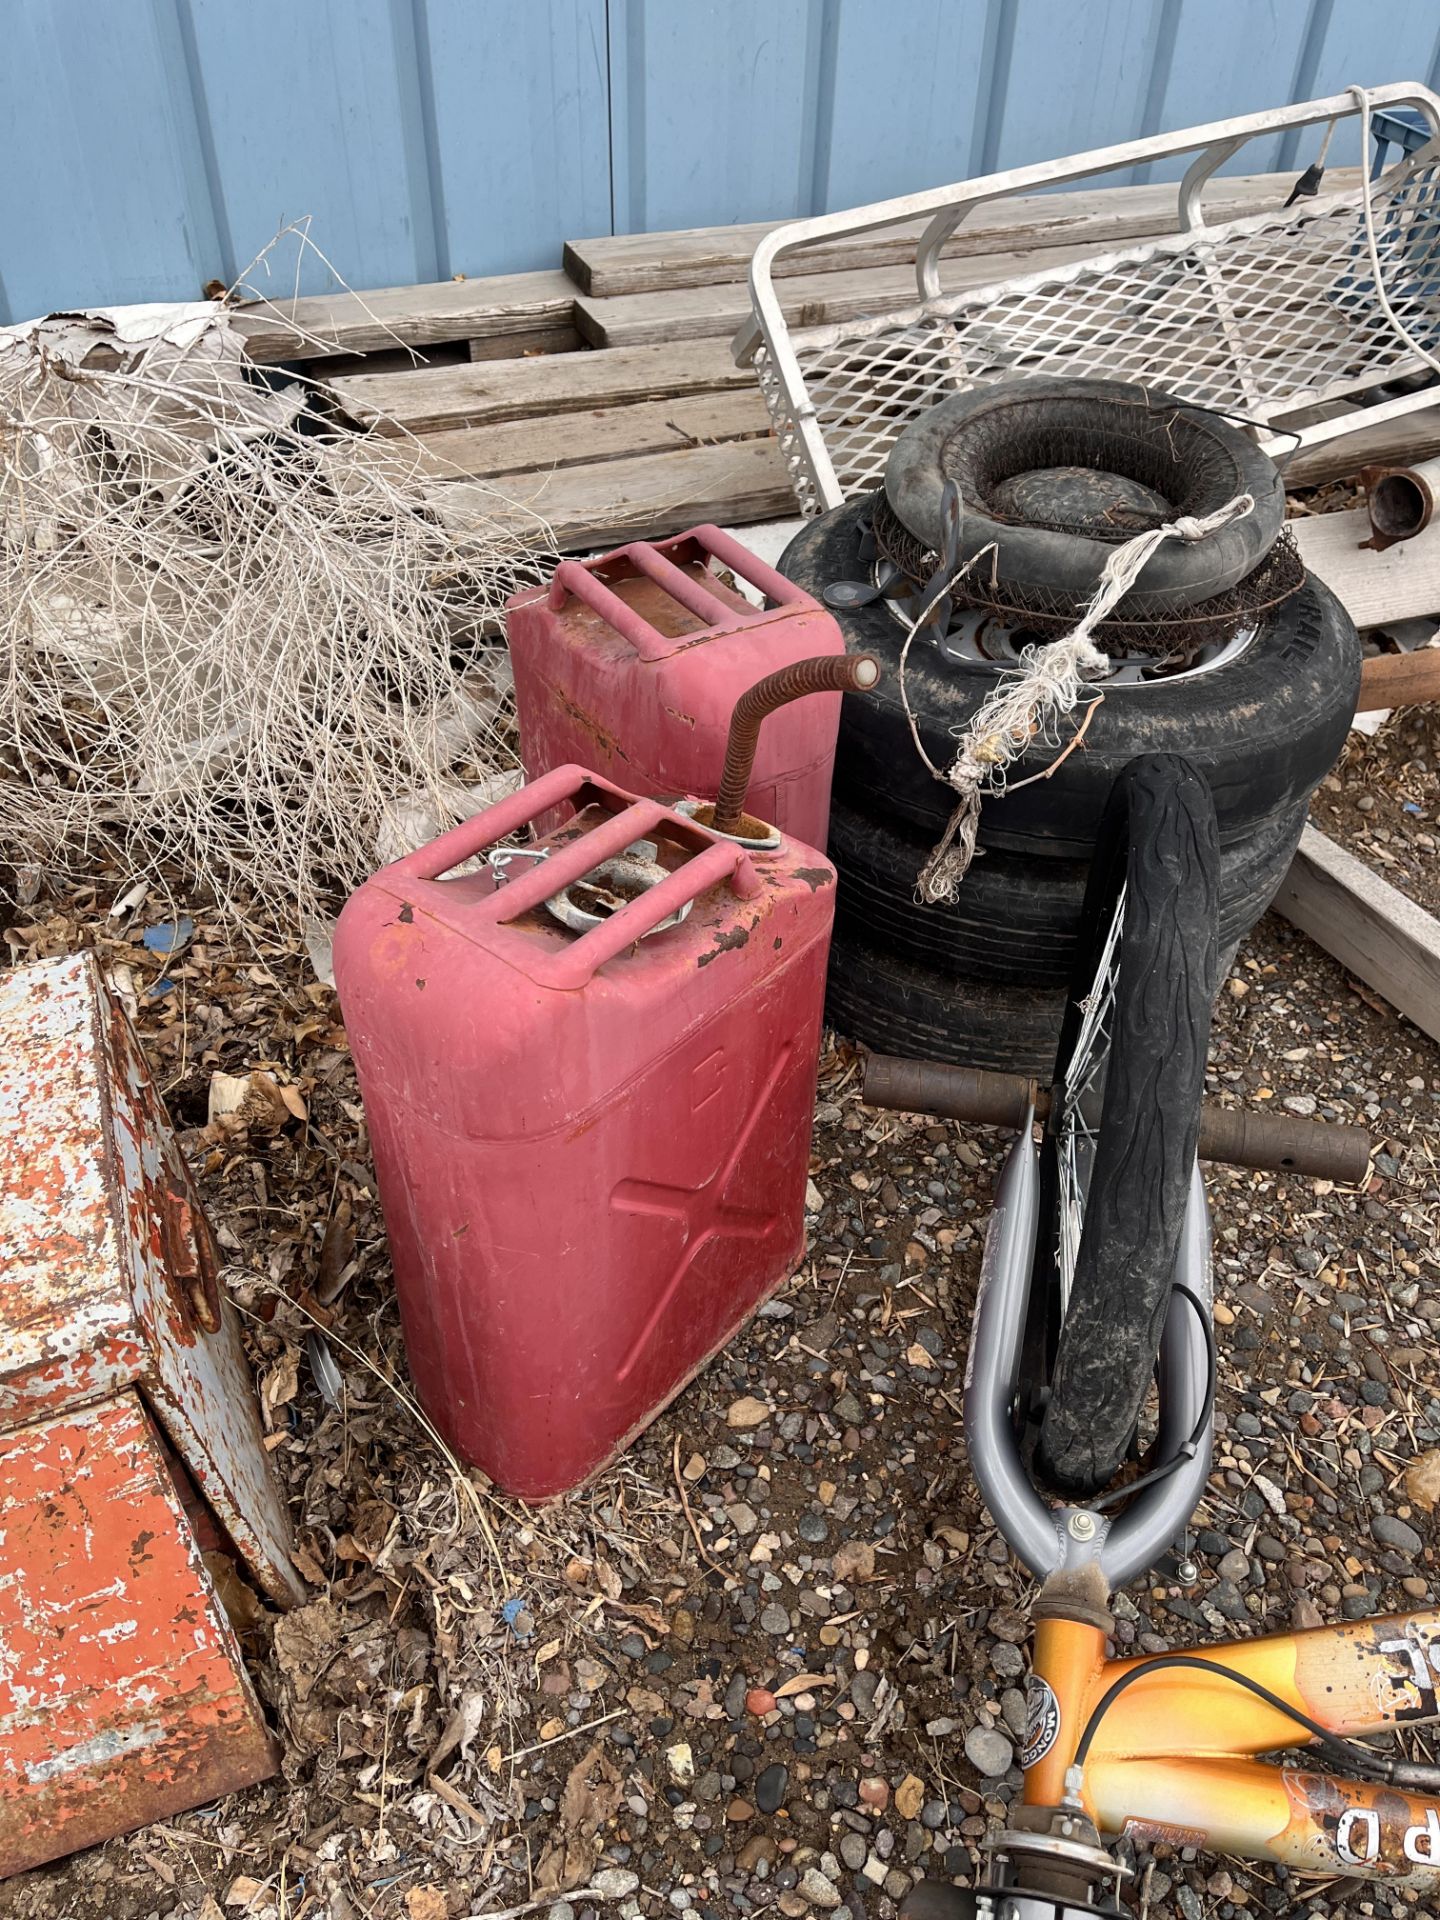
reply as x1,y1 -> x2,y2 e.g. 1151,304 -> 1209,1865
833,1539 -> 877,1584
207,1068 -> 291,1135
261,1348 -> 300,1416
224,1879 -> 266,1912
1406,1449 -> 1440,1513
427,1688 -> 488,1774
279,1081 -> 309,1122
533,1742 -> 624,1894
315,1197 -> 357,1304
726,1395 -> 770,1428
405,1892 -> 448,1920
773,1672 -> 829,1698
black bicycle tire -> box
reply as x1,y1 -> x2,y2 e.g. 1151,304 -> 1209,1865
1035,754 -> 1219,1496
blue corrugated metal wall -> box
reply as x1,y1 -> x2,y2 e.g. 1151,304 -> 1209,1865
6,0 -> 1440,323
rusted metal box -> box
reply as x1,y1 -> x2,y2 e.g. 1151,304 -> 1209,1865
0,952 -> 302,1875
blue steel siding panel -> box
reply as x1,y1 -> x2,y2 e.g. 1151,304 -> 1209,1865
1141,0 -> 1315,182
8,1 -> 1440,317
607,0 -> 826,232
420,0 -> 611,276
0,0 -> 221,322
181,0 -> 438,296
987,0 -> 1171,174
815,0 -> 992,210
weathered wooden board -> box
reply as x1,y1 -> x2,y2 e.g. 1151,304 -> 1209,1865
349,390 -> 772,482
233,270 -> 577,364
1290,506 -> 1440,629
563,171 -> 1356,296
435,440 -> 795,552
1282,410 -> 1440,490
1274,825 -> 1440,1045
328,339 -> 752,436
1357,646 -> 1440,710
573,239 -> 1110,349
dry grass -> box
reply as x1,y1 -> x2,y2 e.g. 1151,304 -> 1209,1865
0,298 -> 551,929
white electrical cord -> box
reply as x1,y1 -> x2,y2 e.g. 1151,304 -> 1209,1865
1349,83 -> 1440,380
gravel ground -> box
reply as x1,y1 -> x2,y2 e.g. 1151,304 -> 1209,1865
1,803 -> 1437,1920
1315,703 -> 1440,913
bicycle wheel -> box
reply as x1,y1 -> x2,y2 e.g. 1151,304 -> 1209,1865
1032,754 -> 1219,1497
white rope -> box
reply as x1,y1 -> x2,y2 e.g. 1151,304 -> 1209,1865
1348,84 -> 1440,382
915,490 -> 1255,903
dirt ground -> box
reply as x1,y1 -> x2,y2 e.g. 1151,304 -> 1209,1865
2,714 -> 1439,1920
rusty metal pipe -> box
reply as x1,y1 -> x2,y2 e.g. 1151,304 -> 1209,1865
863,1053 -> 1372,1183
1365,456 -> 1440,546
710,652 -> 880,836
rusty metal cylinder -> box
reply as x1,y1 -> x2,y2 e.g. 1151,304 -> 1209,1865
1366,456 -> 1440,545
711,652 -> 880,835
863,1052 -> 1372,1183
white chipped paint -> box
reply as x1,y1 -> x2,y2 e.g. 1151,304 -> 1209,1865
23,1718 -> 166,1783
95,1618 -> 139,1646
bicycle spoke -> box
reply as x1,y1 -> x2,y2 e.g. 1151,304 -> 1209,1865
1056,882 -> 1126,1309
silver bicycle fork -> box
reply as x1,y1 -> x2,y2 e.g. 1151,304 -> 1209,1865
963,1113 -> 1214,1588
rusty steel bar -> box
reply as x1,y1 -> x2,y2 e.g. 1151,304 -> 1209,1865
711,652 -> 880,835
863,1052 -> 1372,1182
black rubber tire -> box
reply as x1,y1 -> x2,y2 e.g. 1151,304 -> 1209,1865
884,378 -> 1285,607
825,937 -> 1067,1077
828,796 -> 1302,985
781,498 -> 1361,855
1034,755 -> 1219,1497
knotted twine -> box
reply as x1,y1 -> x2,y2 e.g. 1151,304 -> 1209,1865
903,490 -> 1256,904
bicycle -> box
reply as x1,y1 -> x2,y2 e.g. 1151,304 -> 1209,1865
863,753 -> 1440,1915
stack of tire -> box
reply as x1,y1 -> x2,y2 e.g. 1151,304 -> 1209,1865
779,380 -> 1361,1074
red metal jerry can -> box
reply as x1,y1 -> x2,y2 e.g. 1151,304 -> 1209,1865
506,525 -> 846,849
333,765 -> 835,1499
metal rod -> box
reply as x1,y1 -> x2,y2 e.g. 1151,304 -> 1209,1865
863,1053 -> 1372,1183
710,653 -> 880,835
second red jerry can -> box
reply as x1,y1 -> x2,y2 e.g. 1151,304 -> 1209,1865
505,525 -> 846,849
333,765 -> 835,1500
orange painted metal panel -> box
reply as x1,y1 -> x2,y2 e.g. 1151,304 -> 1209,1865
0,953 -> 302,1606
0,1392 -> 276,1876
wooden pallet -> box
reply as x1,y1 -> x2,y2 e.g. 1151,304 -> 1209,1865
251,167 -> 1418,553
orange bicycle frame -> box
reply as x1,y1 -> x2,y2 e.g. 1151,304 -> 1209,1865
1027,1607 -> 1440,1884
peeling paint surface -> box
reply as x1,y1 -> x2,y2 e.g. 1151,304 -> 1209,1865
0,954 -> 302,1606
0,1393 -> 275,1876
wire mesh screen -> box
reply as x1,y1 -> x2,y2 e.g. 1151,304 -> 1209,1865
754,163 -> 1440,514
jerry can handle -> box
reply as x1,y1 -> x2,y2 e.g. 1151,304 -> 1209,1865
686,524 -> 813,610
385,764 -> 762,971
541,835 -> 763,989
387,764 -> 631,881
547,549 -> 738,661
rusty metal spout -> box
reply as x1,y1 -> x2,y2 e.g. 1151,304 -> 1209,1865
710,652 -> 880,837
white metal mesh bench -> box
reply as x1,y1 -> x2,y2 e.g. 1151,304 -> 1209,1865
733,84 -> 1440,515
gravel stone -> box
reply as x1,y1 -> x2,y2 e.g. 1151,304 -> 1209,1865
964,1725 -> 1014,1777
1374,1514 -> 1424,1555
755,1763 -> 788,1815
